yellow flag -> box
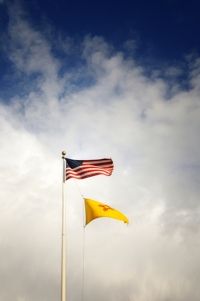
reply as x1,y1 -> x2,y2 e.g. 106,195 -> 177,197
84,198 -> 129,226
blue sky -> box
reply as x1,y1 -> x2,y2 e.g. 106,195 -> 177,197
0,1 -> 200,301
15,0 -> 200,59
1,0 -> 200,99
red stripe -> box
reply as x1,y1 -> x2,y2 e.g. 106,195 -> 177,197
83,159 -> 113,165
83,158 -> 112,162
69,165 -> 113,173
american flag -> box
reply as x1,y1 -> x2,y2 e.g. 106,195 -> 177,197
65,158 -> 114,180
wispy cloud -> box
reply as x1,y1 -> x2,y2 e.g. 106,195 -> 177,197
1,2 -> 200,301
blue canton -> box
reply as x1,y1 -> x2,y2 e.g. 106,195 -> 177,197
66,158 -> 83,169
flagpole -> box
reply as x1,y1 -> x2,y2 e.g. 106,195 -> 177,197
61,151 -> 66,301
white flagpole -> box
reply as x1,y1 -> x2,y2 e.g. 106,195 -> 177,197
61,151 -> 66,301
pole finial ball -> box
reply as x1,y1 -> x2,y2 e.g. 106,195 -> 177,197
62,151 -> 66,156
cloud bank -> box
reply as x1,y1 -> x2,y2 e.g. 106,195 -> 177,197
1,2 -> 200,301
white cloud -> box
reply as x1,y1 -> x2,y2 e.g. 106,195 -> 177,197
1,3 -> 200,301
164,66 -> 183,77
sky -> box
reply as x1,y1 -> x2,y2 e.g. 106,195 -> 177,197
0,0 -> 200,300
